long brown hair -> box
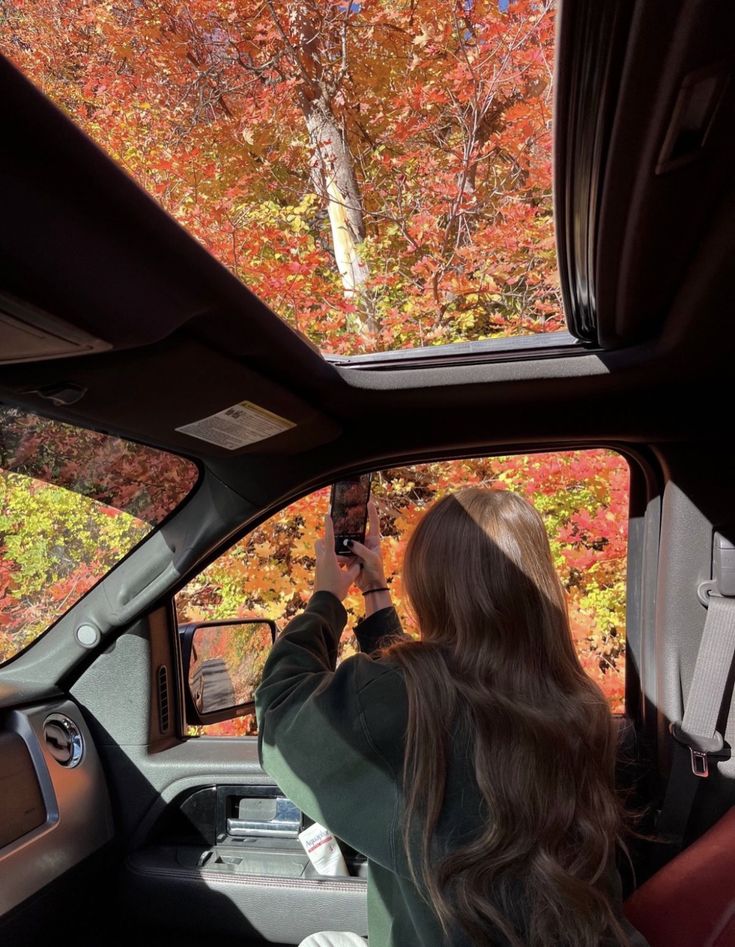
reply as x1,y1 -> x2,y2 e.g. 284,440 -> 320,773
386,488 -> 629,946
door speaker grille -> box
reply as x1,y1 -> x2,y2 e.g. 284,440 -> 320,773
157,665 -> 170,733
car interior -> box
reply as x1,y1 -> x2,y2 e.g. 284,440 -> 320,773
2,0 -> 735,944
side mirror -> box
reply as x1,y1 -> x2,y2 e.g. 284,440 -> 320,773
179,619 -> 277,726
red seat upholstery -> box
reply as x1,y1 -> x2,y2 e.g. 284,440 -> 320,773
624,807 -> 735,946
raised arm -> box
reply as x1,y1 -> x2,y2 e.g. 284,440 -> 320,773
254,511 -> 406,868
254,591 -> 404,868
349,499 -> 410,655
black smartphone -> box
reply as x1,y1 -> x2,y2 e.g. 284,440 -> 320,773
329,474 -> 372,555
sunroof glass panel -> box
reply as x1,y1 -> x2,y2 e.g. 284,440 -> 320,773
2,0 -> 559,356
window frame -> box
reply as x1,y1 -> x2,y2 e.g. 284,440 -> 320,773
171,442 -> 656,740
324,331 -> 588,371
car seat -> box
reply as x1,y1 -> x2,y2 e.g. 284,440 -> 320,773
624,807 -> 735,946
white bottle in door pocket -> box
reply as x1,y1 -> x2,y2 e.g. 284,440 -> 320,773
298,822 -> 350,876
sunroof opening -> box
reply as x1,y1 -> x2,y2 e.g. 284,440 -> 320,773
2,0 -> 560,357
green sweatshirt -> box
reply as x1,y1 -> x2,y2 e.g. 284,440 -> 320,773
254,592 -> 647,947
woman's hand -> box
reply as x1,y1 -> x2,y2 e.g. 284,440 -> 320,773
349,500 -> 388,593
314,514 -> 361,601
345,501 -> 392,616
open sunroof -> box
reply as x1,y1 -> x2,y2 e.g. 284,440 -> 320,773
2,0 -> 560,358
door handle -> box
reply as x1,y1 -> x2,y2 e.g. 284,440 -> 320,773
226,796 -> 301,838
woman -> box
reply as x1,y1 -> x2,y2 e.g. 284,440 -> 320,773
255,488 -> 647,946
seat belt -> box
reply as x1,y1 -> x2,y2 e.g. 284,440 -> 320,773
657,533 -> 735,850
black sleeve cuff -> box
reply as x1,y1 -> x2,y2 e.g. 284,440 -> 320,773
355,606 -> 407,655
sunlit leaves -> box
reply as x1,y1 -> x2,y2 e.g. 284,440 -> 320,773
1,0 -> 559,354
178,451 -> 629,720
0,472 -> 149,662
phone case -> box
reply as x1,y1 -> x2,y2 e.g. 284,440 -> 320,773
329,475 -> 372,555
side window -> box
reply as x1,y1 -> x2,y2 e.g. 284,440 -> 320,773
0,406 -> 198,665
177,449 -> 629,736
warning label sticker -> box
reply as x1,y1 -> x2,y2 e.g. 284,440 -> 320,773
176,401 -> 296,450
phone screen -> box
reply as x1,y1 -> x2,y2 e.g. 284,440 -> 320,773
330,474 -> 372,555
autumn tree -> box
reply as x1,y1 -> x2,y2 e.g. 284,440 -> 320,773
2,0 -> 559,350
280,2 -> 373,324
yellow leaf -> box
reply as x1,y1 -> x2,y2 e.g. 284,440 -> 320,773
412,26 -> 430,47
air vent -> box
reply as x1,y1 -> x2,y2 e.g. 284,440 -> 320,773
157,665 -> 170,733
43,714 -> 83,767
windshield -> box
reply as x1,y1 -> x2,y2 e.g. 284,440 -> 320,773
0,406 -> 198,664
1,0 -> 559,357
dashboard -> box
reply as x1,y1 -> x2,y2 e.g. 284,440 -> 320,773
0,699 -> 114,916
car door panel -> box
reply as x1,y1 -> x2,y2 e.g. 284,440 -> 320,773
68,607 -> 369,944
116,759 -> 370,943
122,778 -> 369,944
122,854 -> 367,943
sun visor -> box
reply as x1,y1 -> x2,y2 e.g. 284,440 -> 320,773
0,337 -> 341,458
0,293 -> 111,364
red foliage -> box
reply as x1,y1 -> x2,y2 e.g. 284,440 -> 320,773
1,0 -> 560,353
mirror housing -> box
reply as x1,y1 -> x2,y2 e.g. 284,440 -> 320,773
179,618 -> 277,726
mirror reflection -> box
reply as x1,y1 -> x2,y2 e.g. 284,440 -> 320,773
188,621 -> 273,715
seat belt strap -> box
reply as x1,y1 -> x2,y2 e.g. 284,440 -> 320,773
657,595 -> 735,847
